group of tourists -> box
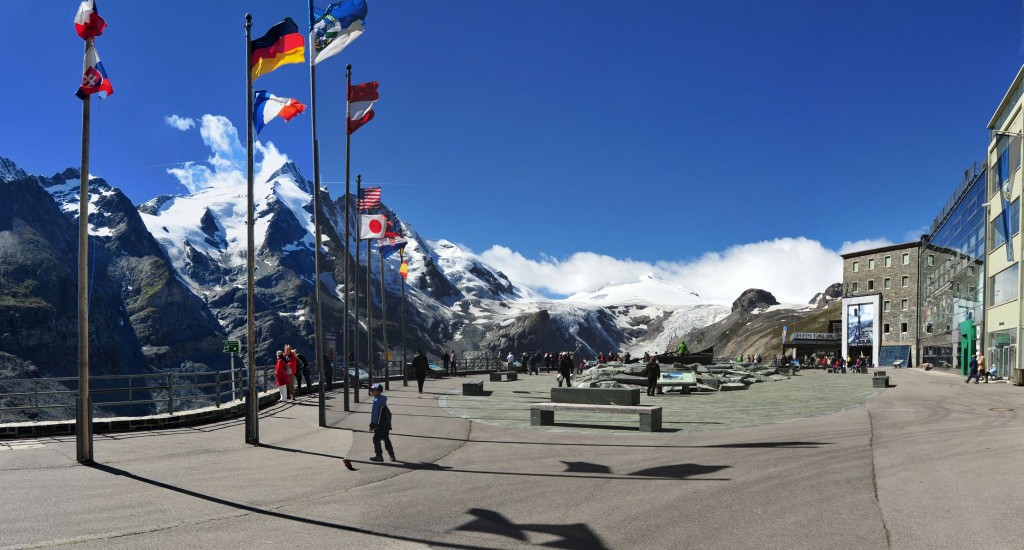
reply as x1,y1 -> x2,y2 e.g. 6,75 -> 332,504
274,344 -> 311,401
440,350 -> 460,376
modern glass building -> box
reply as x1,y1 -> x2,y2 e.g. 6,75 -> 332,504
984,64 -> 1024,380
919,164 -> 986,374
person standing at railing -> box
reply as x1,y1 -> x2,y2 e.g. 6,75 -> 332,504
274,351 -> 290,402
283,345 -> 297,400
450,351 -> 458,377
295,351 -> 312,395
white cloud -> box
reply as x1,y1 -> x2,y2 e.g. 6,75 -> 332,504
165,115 -> 195,131
838,238 -> 894,255
479,237 -> 843,305
166,114 -> 287,194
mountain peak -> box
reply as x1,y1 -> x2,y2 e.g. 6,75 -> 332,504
0,157 -> 28,182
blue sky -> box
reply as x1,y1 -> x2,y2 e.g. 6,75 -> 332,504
5,1 -> 1024,303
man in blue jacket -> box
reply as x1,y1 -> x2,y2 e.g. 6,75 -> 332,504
369,383 -> 396,462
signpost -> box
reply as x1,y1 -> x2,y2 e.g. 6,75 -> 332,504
224,340 -> 240,399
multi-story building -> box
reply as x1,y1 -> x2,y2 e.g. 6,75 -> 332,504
919,164 -> 987,374
841,242 -> 921,366
984,65 -> 1024,380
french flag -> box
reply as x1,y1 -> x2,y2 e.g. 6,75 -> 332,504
76,44 -> 113,99
252,90 -> 306,135
74,0 -> 107,40
347,81 -> 378,135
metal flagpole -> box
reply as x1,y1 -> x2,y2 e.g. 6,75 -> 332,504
308,1 -> 326,426
342,64 -> 352,411
354,175 -> 362,391
401,248 -> 408,386
244,14 -> 260,445
379,250 -> 389,390
76,38 -> 94,464
365,213 -> 373,399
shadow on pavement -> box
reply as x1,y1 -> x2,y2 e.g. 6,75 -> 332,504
456,507 -> 610,549
346,459 -> 730,481
84,462 -> 492,550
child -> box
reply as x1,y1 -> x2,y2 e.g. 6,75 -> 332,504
369,383 -> 396,462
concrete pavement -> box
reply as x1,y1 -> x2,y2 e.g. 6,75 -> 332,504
1,368 -> 1021,549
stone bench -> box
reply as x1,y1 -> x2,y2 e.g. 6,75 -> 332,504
872,373 -> 890,388
463,379 -> 485,396
529,403 -> 662,432
490,371 -> 518,382
550,387 -> 640,406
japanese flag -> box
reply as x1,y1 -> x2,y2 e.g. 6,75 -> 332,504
359,214 -> 386,240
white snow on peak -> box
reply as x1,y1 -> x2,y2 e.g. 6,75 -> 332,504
139,160 -> 312,287
565,272 -> 702,306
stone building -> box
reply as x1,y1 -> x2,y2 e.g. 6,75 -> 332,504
841,242 -> 921,366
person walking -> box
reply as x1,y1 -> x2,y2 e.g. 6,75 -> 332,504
442,351 -> 451,375
978,353 -> 988,383
965,353 -> 980,384
557,352 -> 574,387
450,351 -> 458,377
412,349 -> 429,393
283,345 -> 297,400
506,351 -> 515,372
645,355 -> 661,397
274,351 -> 290,402
368,383 -> 396,462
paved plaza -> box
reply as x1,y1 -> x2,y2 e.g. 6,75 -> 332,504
1,368 -> 1022,549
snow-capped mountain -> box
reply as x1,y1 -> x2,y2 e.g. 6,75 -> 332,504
566,272 -> 703,306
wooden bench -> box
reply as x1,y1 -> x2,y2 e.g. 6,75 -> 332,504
550,387 -> 640,406
529,403 -> 662,432
490,371 -> 518,382
463,379 -> 484,396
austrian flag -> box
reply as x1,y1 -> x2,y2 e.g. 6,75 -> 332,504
347,81 -> 379,134
76,44 -> 113,99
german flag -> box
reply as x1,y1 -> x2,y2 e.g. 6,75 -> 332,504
251,17 -> 305,81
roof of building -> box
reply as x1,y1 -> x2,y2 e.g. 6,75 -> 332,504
840,240 -> 921,260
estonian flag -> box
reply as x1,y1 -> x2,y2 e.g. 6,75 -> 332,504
311,0 -> 368,66
252,90 -> 306,135
251,18 -> 305,81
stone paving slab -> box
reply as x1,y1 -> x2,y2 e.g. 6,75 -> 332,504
441,370 -> 882,433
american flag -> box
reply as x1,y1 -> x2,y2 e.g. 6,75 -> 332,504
357,186 -> 381,211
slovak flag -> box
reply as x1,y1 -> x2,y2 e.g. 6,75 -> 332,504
347,81 -> 378,134
252,90 -> 306,135
74,0 -> 106,40
76,43 -> 113,99
359,214 -> 387,239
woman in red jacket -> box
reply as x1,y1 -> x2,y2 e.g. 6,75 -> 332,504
274,351 -> 290,401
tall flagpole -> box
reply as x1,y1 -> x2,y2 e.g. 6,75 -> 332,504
76,38 -> 94,464
343,64 -> 352,410
308,1 -> 326,426
379,251 -> 389,391
366,211 -> 373,395
401,249 -> 408,386
354,175 -> 362,390
244,14 -> 259,445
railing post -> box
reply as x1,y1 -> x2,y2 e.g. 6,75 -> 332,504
167,373 -> 174,415
215,371 -> 221,408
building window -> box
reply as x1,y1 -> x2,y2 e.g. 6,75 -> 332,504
901,322 -> 908,333
853,261 -> 859,272
884,255 -> 892,267
867,280 -> 874,290
868,259 -> 876,270
902,276 -> 909,287
883,301 -> 890,312
883,323 -> 890,334
901,299 -> 908,310
884,278 -> 891,289
902,253 -> 910,265
927,254 -> 934,266
990,264 -> 1020,306
851,281 -> 858,293
991,198 -> 1021,250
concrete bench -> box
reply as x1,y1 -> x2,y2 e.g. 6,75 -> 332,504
872,372 -> 890,388
529,403 -> 662,432
463,379 -> 485,396
490,371 -> 518,382
550,387 -> 640,406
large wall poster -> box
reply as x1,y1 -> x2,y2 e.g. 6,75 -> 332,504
847,303 -> 875,346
